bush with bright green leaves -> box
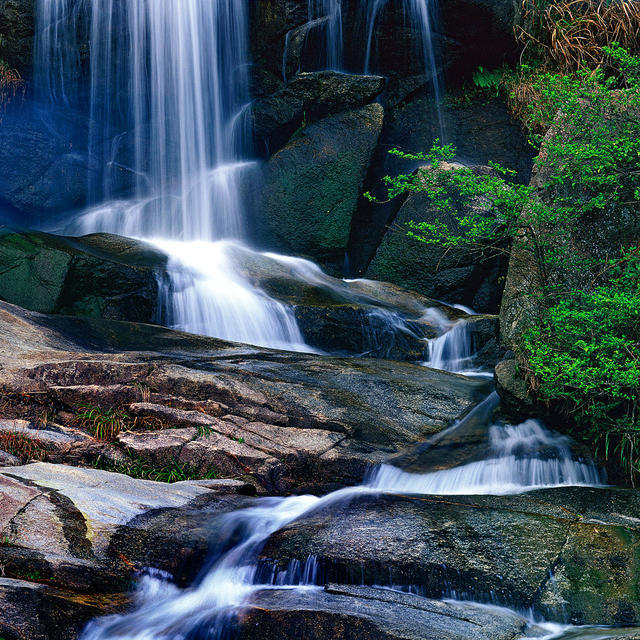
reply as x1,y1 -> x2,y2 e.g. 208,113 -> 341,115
522,249 -> 639,482
368,44 -> 640,482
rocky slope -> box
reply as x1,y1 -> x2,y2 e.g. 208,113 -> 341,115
0,300 -> 490,493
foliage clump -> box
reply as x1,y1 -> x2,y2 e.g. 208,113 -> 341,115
93,452 -> 219,483
522,249 -> 640,480
0,431 -> 47,462
370,45 -> 640,481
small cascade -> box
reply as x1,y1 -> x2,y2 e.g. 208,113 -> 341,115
80,490 -> 366,640
358,307 -> 427,358
79,387 -> 604,639
153,239 -> 308,351
308,0 -> 344,71
361,0 -> 445,138
424,319 -> 475,373
366,415 -> 604,495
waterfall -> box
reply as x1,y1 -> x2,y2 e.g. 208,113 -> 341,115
35,0 -> 86,106
78,392 -> 604,640
308,0 -> 344,71
362,0 -> 445,138
83,0 -> 251,234
36,0 -> 308,351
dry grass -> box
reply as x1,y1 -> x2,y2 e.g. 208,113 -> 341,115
0,61 -> 24,117
0,431 -> 48,462
517,0 -> 640,72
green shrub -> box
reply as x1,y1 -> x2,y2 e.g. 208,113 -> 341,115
522,248 -> 640,483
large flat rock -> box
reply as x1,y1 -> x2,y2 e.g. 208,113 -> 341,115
0,462 -> 251,592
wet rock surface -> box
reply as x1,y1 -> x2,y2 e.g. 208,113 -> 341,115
0,230 -> 487,363
0,577 -> 117,640
0,300 -> 636,636
240,585 -> 531,640
0,100 -> 90,218
185,241 -> 461,360
260,488 -> 640,625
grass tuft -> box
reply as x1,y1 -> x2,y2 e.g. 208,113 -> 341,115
517,0 -> 640,72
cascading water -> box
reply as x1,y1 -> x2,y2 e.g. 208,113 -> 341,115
419,307 -> 489,375
153,240 -> 308,350
368,416 -> 604,495
37,0 -> 307,351
425,319 -> 476,373
308,0 -> 344,71
35,0 -> 86,106
79,387 -> 605,640
361,0 -> 445,138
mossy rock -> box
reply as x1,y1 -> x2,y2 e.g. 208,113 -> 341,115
0,230 -> 167,323
256,103 -> 384,272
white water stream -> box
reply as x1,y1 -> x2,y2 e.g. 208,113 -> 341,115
79,382 -> 605,640
308,0 -> 344,71
38,0 -> 314,351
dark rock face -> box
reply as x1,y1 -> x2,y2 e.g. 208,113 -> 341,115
0,231 -> 166,322
366,163 -> 507,313
261,488 -> 640,625
494,358 -> 535,418
251,71 -> 385,156
248,0 -> 309,98
256,103 -> 384,271
0,578 -> 112,640
0,0 -> 34,76
293,304 -> 430,360
239,585 -> 530,640
440,0 -> 521,81
0,101 -> 91,219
